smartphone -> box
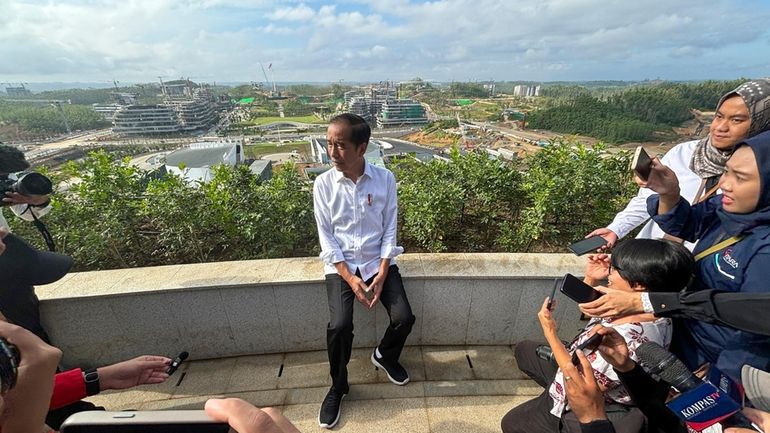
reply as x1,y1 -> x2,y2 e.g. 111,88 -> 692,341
559,273 -> 602,304
546,278 -> 559,310
571,332 -> 603,365
567,236 -> 608,256
631,146 -> 653,180
60,411 -> 230,433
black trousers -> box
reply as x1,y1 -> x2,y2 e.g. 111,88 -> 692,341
501,341 -> 645,433
0,278 -> 51,343
326,264 -> 415,394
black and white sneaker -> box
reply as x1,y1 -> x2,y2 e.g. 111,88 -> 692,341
371,348 -> 410,385
318,387 -> 345,429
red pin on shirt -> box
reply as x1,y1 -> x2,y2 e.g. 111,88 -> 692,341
368,194 -> 372,206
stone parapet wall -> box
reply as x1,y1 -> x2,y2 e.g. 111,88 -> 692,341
38,253 -> 588,367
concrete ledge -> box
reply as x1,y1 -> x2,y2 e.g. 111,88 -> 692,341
38,253 -> 588,367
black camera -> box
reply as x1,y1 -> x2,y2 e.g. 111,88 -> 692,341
0,337 -> 20,395
536,345 -> 556,365
0,172 -> 53,202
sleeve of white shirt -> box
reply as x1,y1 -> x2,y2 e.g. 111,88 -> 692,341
606,150 -> 677,239
10,202 -> 52,222
312,179 -> 345,265
380,171 -> 404,259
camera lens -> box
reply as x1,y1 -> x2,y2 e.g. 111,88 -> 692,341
535,345 -> 555,364
0,337 -> 20,395
14,172 -> 53,196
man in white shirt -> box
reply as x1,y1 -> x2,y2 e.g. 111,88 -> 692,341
313,113 -> 415,429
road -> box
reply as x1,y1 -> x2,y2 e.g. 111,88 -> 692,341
474,121 -> 597,145
378,138 -> 437,156
34,129 -> 112,150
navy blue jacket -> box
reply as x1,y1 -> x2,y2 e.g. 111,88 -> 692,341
647,131 -> 770,380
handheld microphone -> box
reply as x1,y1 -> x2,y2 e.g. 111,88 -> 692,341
636,342 -> 701,392
166,351 -> 189,375
637,342 -> 763,433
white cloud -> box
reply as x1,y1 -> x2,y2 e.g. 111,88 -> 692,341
1,0 -> 768,82
268,4 -> 316,21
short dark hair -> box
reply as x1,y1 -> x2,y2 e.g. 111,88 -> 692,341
0,145 -> 30,173
611,239 -> 694,292
329,113 -> 371,146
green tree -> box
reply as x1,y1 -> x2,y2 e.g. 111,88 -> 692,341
514,141 -> 635,251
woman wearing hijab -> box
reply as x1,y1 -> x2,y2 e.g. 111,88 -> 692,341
586,78 -> 770,249
640,130 -> 770,380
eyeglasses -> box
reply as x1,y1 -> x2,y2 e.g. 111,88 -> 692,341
609,262 -> 622,274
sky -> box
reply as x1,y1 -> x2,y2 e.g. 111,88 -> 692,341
1,0 -> 769,84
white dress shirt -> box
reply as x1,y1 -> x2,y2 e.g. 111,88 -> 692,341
313,161 -> 403,281
606,140 -> 706,251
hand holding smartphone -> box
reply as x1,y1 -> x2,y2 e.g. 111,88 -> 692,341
559,273 -> 603,304
60,411 -> 229,433
631,146 -> 653,181
568,236 -> 608,256
546,278 -> 559,311
571,332 -> 603,366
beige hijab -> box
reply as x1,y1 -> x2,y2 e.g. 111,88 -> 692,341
690,78 -> 770,179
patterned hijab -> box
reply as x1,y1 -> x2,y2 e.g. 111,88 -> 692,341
690,78 -> 770,178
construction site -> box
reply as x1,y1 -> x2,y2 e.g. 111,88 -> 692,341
107,79 -> 224,135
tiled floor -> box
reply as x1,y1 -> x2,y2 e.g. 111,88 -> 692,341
85,345 -> 543,432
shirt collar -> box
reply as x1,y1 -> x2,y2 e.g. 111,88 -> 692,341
333,159 -> 371,183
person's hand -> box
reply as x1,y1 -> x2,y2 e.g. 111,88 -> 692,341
584,254 -> 610,284
345,275 -> 370,308
638,157 -> 680,198
585,228 -> 618,250
537,298 -> 558,337
561,350 -> 607,424
0,321 -> 62,433
205,398 -> 301,433
98,355 -> 172,391
725,408 -> 770,433
579,286 -> 643,318
368,273 -> 386,310
0,228 -> 7,255
593,326 -> 635,373
2,191 -> 49,207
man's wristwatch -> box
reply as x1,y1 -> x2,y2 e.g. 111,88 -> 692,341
83,368 -> 101,396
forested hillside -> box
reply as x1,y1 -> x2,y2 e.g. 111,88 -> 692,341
529,79 -> 746,142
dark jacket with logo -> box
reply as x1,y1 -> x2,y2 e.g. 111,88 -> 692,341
648,131 -> 770,380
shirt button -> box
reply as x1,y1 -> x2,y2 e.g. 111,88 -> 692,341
660,304 -> 666,309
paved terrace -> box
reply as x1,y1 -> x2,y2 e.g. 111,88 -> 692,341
38,253 -> 588,432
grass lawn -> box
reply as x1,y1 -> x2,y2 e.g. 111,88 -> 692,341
245,141 -> 311,159
249,115 -> 326,125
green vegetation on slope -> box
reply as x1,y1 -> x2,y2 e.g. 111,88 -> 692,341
11,143 -> 635,270
529,79 -> 747,142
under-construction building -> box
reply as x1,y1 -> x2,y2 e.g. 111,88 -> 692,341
112,105 -> 181,135
92,93 -> 139,121
4,85 -> 32,97
513,85 -> 541,97
346,84 -> 426,128
165,98 -> 217,132
376,99 -> 428,128
111,80 -> 218,135
348,97 -> 375,123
